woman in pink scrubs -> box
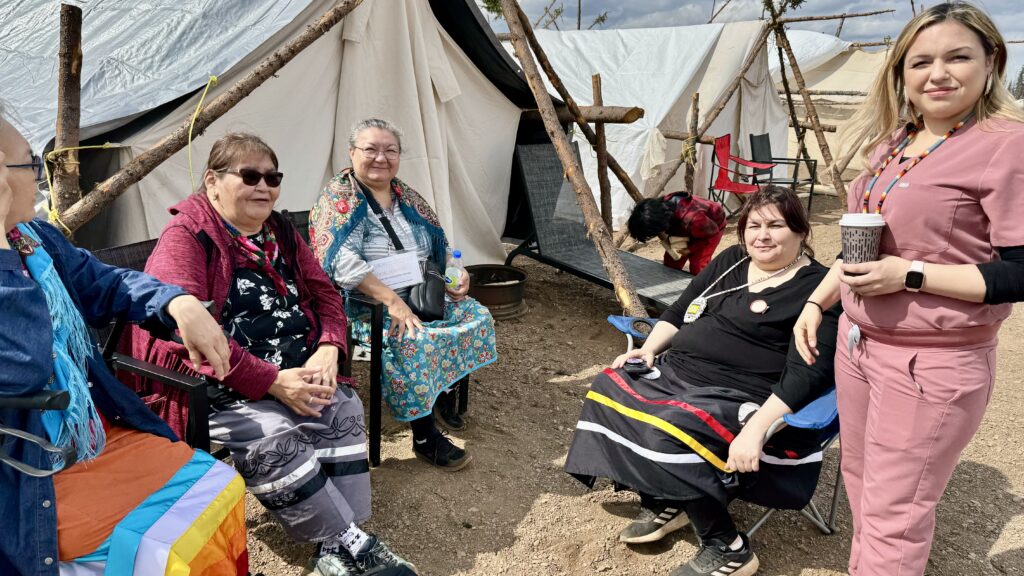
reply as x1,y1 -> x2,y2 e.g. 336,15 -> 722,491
794,3 -> 1024,575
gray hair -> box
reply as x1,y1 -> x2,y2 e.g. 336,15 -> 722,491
348,118 -> 403,152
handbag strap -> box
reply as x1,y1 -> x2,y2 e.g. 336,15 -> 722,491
360,182 -> 405,251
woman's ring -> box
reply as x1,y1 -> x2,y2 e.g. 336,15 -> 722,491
307,395 -> 315,406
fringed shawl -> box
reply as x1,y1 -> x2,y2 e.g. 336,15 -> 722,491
310,168 -> 448,279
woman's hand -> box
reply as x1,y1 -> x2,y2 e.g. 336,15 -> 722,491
303,344 -> 339,396
793,302 -> 823,365
268,367 -> 334,417
385,293 -> 423,340
166,295 -> 231,379
445,269 -> 470,302
839,255 -> 911,297
611,348 -> 655,369
727,426 -> 763,473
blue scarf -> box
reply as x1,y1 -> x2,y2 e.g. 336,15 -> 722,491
14,224 -> 105,462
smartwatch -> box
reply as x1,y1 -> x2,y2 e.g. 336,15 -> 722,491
904,260 -> 925,292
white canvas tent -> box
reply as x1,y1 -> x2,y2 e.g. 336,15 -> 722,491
505,22 -> 790,225
1,0 -> 530,265
769,30 -> 888,169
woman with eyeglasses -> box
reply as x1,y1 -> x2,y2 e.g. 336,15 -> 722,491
309,118 -> 497,471
134,133 -> 415,576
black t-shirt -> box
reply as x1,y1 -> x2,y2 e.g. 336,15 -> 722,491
659,245 -> 840,410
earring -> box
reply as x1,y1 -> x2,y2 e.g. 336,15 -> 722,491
985,74 -> 993,95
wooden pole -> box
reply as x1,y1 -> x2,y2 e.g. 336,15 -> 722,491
52,3 -> 84,218
592,74 -> 612,230
660,130 -> 715,145
521,105 -> 645,124
515,3 -> 645,204
645,24 -> 773,198
708,0 -> 733,23
59,0 -> 365,233
835,16 -> 846,37
780,9 -> 895,24
771,17 -> 847,197
778,89 -> 867,97
683,92 -> 700,192
501,0 -> 646,317
851,40 -> 892,48
792,120 -> 837,132
776,41 -> 816,193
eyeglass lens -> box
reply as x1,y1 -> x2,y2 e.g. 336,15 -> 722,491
360,147 -> 399,160
236,168 -> 283,187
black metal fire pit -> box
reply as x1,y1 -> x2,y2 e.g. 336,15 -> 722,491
466,264 -> 528,320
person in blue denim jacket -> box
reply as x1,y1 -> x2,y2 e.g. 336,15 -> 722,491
0,110 -> 241,574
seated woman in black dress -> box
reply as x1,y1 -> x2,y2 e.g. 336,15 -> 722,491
564,185 -> 840,576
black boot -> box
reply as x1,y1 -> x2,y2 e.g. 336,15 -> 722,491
433,387 -> 466,431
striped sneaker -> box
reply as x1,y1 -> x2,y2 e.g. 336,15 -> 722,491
669,532 -> 759,576
618,502 -> 690,544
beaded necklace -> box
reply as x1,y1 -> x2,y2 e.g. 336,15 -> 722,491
861,114 -> 972,214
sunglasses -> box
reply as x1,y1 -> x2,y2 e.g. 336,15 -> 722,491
217,168 -> 284,187
9,154 -> 45,181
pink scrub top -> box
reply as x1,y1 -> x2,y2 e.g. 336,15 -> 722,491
842,118 -> 1024,344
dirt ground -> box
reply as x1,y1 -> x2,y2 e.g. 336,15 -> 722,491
247,194 -> 1024,575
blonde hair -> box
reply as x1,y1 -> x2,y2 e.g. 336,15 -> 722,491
839,2 -> 1024,171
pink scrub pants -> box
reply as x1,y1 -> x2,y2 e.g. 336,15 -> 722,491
834,314 -> 997,576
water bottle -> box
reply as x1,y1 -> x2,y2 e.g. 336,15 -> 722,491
445,250 -> 464,290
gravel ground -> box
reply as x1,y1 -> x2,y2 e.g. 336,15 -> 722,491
247,194 -> 1024,575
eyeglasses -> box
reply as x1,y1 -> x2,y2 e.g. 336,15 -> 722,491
353,146 -> 400,161
8,154 -> 45,182
217,168 -> 284,187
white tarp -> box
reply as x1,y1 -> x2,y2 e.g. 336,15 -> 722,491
0,0 -> 315,153
1,0 -> 520,265
508,21 -> 789,224
768,30 -> 852,84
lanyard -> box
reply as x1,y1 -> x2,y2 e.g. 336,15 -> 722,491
861,115 -> 971,214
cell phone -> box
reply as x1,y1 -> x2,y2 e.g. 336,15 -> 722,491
623,357 -> 652,375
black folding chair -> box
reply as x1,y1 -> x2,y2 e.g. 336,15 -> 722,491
749,133 -> 818,213
0,391 -> 77,477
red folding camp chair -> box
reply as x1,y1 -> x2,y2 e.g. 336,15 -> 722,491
707,134 -> 775,217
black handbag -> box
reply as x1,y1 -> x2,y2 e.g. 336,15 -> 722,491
363,191 -> 446,322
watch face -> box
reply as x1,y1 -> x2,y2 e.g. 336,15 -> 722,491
905,271 -> 924,290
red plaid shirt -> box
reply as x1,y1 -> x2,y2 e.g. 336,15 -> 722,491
664,191 -> 726,239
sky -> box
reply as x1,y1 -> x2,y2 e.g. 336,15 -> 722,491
481,0 -> 1024,81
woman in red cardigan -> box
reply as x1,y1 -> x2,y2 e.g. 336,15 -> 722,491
133,133 -> 415,576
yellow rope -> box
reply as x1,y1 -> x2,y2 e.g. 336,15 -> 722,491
680,138 -> 697,167
188,75 -> 218,192
43,143 -> 126,234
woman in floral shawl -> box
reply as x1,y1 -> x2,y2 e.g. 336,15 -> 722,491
310,119 -> 497,472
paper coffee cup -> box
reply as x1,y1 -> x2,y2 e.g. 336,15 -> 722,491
839,213 -> 886,265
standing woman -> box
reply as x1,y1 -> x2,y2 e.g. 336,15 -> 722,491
795,3 -> 1024,575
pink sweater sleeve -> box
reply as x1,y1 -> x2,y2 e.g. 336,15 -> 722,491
145,224 -> 278,400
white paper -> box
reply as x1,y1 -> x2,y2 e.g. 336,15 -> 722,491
369,251 -> 423,290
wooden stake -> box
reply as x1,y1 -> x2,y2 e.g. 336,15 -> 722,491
59,0 -> 365,233
771,18 -> 847,197
683,92 -> 700,192
501,0 -> 646,317
645,24 -> 772,198
708,0 -> 733,23
835,16 -> 846,37
515,3 -> 645,204
592,74 -> 612,230
522,105 -> 645,124
52,3 -> 84,219
780,9 -> 895,24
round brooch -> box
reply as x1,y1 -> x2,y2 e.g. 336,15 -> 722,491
335,199 -> 349,214
749,299 -> 769,314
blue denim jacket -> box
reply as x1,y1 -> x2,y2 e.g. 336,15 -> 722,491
0,220 -> 184,575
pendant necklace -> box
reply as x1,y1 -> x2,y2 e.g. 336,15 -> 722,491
683,252 -> 805,324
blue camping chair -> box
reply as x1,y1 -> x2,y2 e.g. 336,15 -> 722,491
607,315 -> 843,536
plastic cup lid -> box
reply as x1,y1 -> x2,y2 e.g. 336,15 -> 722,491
453,249 -> 461,258
839,213 -> 886,227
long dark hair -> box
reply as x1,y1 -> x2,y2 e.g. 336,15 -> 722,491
735,185 -> 814,259
626,197 -> 673,242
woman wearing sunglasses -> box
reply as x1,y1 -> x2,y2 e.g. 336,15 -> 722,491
133,133 -> 415,576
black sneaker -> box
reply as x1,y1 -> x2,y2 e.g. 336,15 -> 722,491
433,389 -> 466,431
413,431 -> 472,471
669,533 -> 759,576
308,547 -> 360,576
618,502 -> 689,544
352,535 -> 417,575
